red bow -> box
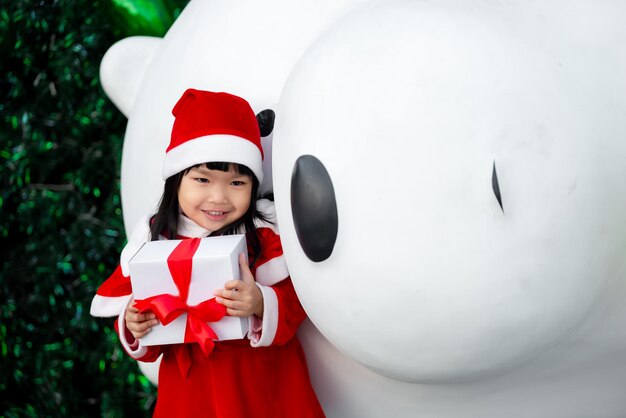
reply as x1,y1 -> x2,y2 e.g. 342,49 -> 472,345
134,238 -> 227,356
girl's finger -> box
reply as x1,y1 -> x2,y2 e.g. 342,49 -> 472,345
129,312 -> 156,323
216,289 -> 239,301
223,280 -> 241,291
226,307 -> 247,317
216,296 -> 245,310
239,253 -> 256,284
128,319 -> 159,332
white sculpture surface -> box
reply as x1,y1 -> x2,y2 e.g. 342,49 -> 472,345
101,1 -> 626,416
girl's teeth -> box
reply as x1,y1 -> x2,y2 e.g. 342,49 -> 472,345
207,211 -> 224,215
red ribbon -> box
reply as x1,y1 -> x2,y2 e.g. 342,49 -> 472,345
134,238 -> 227,356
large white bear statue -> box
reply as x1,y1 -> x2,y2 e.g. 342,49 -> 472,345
101,1 -> 626,417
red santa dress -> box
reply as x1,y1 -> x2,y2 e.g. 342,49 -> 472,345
90,199 -> 325,418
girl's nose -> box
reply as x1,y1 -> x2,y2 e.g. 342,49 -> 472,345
207,185 -> 228,203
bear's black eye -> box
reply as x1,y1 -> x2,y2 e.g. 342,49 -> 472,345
256,109 -> 275,137
291,155 -> 338,262
492,160 -> 504,213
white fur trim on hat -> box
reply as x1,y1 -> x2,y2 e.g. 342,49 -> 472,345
162,134 -> 264,183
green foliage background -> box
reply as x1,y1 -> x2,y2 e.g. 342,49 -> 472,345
1,0 -> 188,416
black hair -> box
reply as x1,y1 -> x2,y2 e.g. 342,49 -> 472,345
149,162 -> 272,267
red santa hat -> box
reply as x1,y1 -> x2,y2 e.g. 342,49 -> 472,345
162,89 -> 264,183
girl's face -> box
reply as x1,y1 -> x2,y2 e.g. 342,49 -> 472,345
178,164 -> 252,232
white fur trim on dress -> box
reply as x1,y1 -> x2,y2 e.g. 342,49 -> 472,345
162,134 -> 264,183
117,306 -> 148,359
248,283 -> 278,347
255,255 -> 289,286
90,294 -> 132,317
177,212 -> 212,238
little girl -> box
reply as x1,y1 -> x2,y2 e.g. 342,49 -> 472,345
90,89 -> 325,417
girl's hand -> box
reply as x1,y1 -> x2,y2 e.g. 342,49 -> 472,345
125,297 -> 159,340
214,253 -> 264,318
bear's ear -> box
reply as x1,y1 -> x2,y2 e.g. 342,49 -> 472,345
100,36 -> 163,117
256,109 -> 276,196
256,109 -> 275,138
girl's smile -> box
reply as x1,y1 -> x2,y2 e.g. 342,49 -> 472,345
178,165 -> 252,232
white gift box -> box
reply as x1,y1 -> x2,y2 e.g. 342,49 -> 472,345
128,234 -> 248,347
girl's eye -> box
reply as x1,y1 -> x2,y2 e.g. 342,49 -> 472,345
195,178 -> 209,183
231,180 -> 246,186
